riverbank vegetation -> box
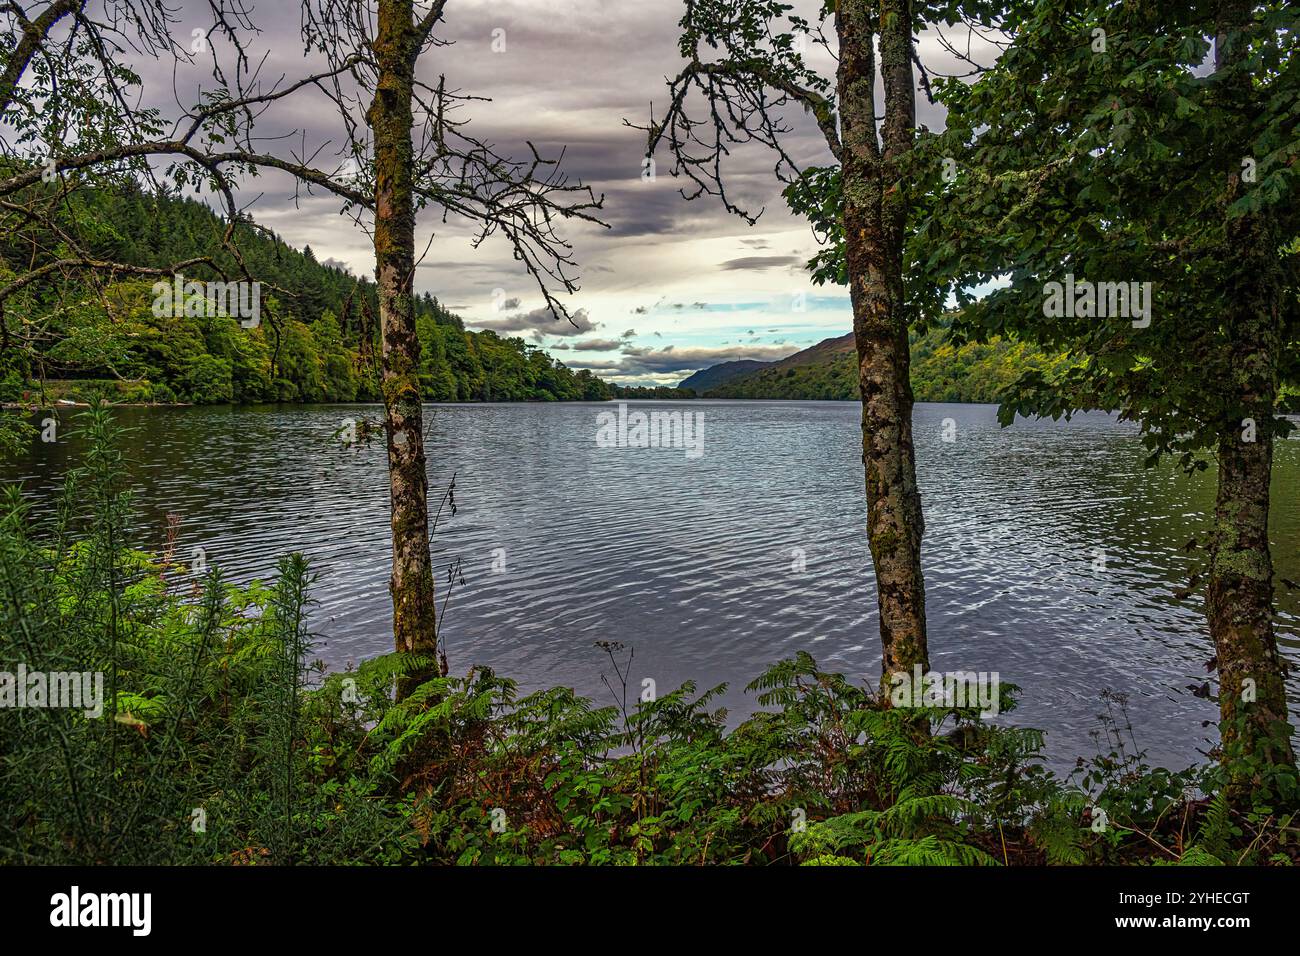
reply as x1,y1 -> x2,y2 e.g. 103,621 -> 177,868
3,409 -> 1296,865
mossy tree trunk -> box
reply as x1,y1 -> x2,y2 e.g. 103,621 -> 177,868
1209,420 -> 1294,780
1205,0 -> 1295,790
368,0 -> 438,676
836,0 -> 929,686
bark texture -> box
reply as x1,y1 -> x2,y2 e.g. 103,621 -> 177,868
1208,425 -> 1294,775
836,0 -> 929,686
369,0 -> 438,671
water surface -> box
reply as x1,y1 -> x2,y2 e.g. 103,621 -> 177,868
8,400 -> 1299,770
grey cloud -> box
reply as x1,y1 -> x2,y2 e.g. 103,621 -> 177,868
469,307 -> 598,337
720,255 -> 803,271
572,338 -> 624,351
560,358 -> 625,371
610,343 -> 799,375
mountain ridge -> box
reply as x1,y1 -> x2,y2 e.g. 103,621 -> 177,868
695,327 -> 1068,404
677,359 -> 773,392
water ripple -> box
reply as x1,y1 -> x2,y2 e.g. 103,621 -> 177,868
5,399 -> 1299,769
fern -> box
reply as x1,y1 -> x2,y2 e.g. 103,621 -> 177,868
1186,792 -> 1234,864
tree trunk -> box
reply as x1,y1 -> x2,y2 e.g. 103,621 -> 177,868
1208,425 -> 1295,781
369,0 -> 439,678
836,0 -> 929,689
1205,0 -> 1296,791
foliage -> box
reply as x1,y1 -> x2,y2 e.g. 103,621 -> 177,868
911,0 -> 1300,463
610,383 -> 698,400
0,406 -> 411,864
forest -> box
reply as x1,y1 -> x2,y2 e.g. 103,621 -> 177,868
0,0 -> 1298,891
0,186 -> 625,405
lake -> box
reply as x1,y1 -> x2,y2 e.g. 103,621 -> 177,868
7,400 -> 1299,770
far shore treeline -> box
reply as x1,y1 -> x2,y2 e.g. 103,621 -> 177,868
0,184 -> 686,407
0,182 -> 1068,409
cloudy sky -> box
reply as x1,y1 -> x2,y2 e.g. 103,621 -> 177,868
141,0 -> 992,385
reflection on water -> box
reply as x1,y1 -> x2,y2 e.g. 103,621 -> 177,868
6,400 -> 1298,769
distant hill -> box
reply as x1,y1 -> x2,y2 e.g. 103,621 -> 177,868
677,359 -> 774,393
703,326 -> 1068,404
700,333 -> 856,400
774,332 -> 855,368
